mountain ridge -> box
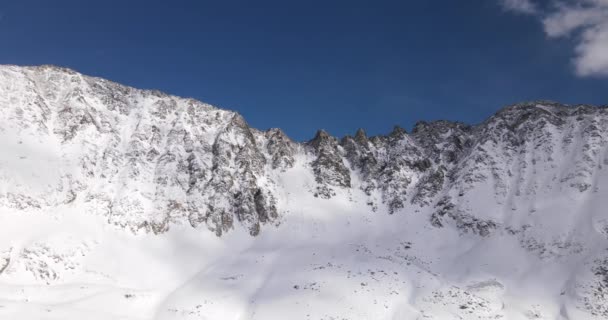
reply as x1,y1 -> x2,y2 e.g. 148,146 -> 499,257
2,64 -> 608,319
9,63 -> 605,139
1,64 -> 607,237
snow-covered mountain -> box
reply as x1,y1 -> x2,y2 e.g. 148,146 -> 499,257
1,64 -> 608,319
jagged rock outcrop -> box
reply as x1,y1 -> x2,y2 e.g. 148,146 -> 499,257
263,128 -> 296,171
307,130 -> 351,199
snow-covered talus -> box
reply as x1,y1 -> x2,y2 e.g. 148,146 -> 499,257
1,65 -> 608,319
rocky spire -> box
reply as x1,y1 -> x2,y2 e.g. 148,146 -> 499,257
307,129 -> 351,198
354,128 -> 368,145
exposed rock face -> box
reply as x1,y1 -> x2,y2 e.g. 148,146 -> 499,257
2,65 -> 608,243
264,128 -> 296,171
308,130 -> 351,199
0,65 -> 278,236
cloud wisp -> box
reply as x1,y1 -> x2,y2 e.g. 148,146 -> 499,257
502,0 -> 608,77
499,0 -> 539,15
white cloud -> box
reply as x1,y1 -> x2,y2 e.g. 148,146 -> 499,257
574,23 -> 608,76
542,0 -> 608,76
499,0 -> 538,14
503,0 -> 608,77
543,5 -> 605,37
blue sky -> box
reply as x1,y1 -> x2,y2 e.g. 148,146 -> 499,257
0,0 -> 606,140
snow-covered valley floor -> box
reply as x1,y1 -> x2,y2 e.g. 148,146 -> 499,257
1,163 -> 602,320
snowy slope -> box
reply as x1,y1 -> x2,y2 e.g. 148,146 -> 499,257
1,65 -> 608,319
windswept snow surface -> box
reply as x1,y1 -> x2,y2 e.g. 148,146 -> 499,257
1,65 -> 608,319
